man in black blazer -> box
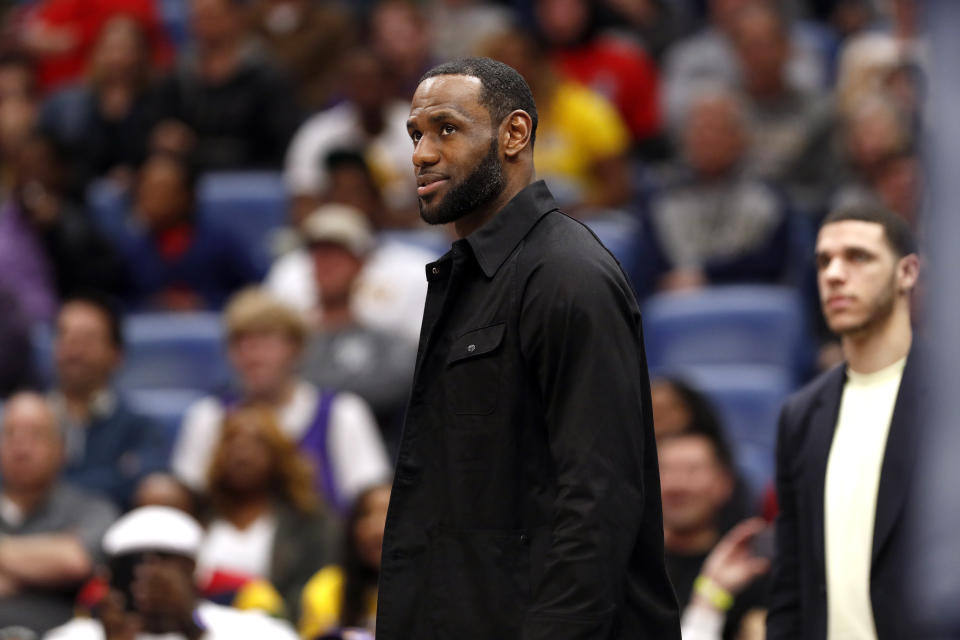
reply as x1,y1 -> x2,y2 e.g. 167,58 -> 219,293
766,204 -> 921,639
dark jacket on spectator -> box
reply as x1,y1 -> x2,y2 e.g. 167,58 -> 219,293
111,218 -> 263,311
55,393 -> 169,509
152,43 -> 301,171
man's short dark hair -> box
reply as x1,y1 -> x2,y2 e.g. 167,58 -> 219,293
420,57 -> 538,146
821,204 -> 917,258
61,292 -> 125,350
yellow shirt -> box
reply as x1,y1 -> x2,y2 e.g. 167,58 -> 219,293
533,80 -> 630,204
824,357 -> 906,640
299,565 -> 377,639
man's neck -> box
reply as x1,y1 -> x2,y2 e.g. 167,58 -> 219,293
198,39 -> 242,82
319,298 -> 354,331
842,306 -> 913,374
60,386 -> 106,424
247,378 -> 297,407
2,483 -> 53,517
453,172 -> 534,239
664,526 -> 719,555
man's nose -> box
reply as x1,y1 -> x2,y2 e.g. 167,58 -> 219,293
412,135 -> 439,167
824,257 -> 847,283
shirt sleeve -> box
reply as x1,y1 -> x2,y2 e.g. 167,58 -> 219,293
518,243 -> 651,639
299,565 -> 346,639
327,393 -> 393,506
171,397 -> 224,491
71,494 -> 119,564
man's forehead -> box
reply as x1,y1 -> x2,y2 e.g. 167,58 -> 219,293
817,219 -> 887,251
410,74 -> 484,114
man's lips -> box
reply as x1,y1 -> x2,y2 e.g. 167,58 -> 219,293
825,295 -> 854,310
417,175 -> 448,197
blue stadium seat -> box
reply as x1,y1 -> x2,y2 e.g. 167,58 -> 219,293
85,178 -> 130,242
583,212 -> 642,278
125,388 -> 205,453
667,364 -> 792,497
197,171 -> 289,271
643,285 -> 813,382
159,0 -> 191,49
116,312 -> 230,394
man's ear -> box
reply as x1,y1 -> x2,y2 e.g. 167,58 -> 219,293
501,110 -> 533,159
898,253 -> 920,294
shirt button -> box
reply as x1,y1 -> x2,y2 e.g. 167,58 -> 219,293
519,534 -> 529,545
467,344 -> 476,352
431,267 -> 440,275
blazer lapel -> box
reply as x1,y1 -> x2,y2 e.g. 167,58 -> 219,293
805,366 -> 846,578
872,349 -> 923,564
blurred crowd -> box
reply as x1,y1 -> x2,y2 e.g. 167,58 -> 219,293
0,0 -> 924,638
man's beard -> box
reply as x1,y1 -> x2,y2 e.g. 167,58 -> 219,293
834,272 -> 899,338
419,138 -> 505,226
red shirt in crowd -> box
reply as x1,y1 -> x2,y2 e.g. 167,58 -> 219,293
551,36 -> 661,142
25,0 -> 173,94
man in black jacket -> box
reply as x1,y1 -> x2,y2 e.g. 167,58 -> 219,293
767,205 -> 922,639
375,57 -> 680,640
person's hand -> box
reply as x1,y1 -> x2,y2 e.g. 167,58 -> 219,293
99,589 -> 141,640
0,570 -> 19,598
659,268 -> 707,292
150,120 -> 196,156
698,518 -> 771,597
131,556 -> 203,640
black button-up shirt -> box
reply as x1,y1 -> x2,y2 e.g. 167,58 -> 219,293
377,181 -> 680,640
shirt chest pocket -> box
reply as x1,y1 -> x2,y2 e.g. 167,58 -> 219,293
445,323 -> 506,416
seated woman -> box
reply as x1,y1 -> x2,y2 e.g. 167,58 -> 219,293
171,288 -> 392,513
299,483 -> 391,638
195,405 -> 341,620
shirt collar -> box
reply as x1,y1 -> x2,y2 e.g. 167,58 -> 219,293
464,181 -> 560,279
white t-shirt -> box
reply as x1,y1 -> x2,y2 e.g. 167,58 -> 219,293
283,101 -> 415,210
824,357 -> 907,640
44,601 -> 300,640
265,241 -> 434,344
195,512 -> 278,583
171,381 -> 391,506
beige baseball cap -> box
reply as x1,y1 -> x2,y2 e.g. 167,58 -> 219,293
102,506 -> 204,558
302,204 -> 375,257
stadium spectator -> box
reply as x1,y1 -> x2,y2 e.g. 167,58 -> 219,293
48,294 -> 169,508
284,49 -> 417,223
0,132 -> 123,322
266,194 -> 433,345
730,3 -> 833,207
195,405 -> 341,619
638,88 -> 791,295
482,28 -> 633,212
299,483 -> 390,638
533,0 -> 662,142
651,376 -> 757,530
149,0 -> 301,170
108,151 -> 263,311
0,54 -> 38,194
0,287 -> 36,399
19,0 -> 171,95
426,0 -> 513,61
830,94 -> 913,215
248,0 -> 356,111
662,0 -> 827,127
45,506 -> 300,639
133,472 -> 197,517
171,288 -> 390,511
39,16 -> 158,191
0,392 -> 118,634
368,0 -> 433,100
0,52 -> 36,103
659,431 -> 769,640
295,206 -> 418,445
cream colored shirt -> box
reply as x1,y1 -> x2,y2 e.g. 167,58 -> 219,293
824,357 -> 907,640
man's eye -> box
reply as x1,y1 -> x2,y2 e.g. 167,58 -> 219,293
411,132 -> 421,144
441,124 -> 456,135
